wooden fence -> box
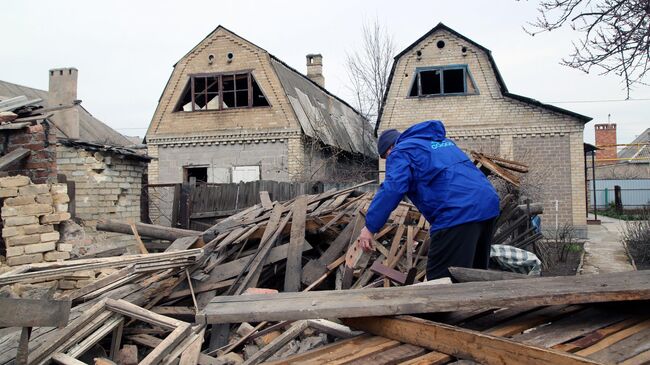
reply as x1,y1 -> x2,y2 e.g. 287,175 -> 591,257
145,180 -> 326,231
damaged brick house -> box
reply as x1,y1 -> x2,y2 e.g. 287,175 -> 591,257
0,68 -> 150,253
376,23 -> 592,237
146,26 -> 376,185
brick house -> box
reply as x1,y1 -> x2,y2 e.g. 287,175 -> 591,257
146,26 -> 376,185
0,69 -> 150,253
376,23 -> 592,236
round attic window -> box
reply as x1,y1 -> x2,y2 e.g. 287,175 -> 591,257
437,40 -> 445,49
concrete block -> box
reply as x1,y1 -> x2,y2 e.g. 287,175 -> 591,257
58,279 -> 76,289
54,204 -> 69,213
18,184 -> 50,195
24,242 -> 56,254
75,279 -> 94,288
45,251 -> 70,261
52,193 -> 70,204
5,233 -> 41,246
40,212 -> 71,224
23,224 -> 53,235
7,253 -> 43,266
0,176 -> 30,188
6,246 -> 24,257
2,226 -> 22,238
17,204 -> 53,216
0,188 -> 19,198
35,194 -> 53,205
4,215 -> 39,227
50,184 -> 68,194
4,195 -> 36,206
57,243 -> 73,252
40,231 -> 60,242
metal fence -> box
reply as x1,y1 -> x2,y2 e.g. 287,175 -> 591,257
590,179 -> 650,209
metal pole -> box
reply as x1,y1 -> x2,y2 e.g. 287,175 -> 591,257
591,151 -> 598,221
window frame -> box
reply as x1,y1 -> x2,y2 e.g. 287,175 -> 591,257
174,70 -> 271,112
407,64 -> 479,98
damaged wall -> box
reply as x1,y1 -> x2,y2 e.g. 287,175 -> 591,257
0,175 -> 71,266
56,145 -> 147,253
0,122 -> 58,184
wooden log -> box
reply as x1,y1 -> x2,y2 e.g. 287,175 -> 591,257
197,270 -> 650,324
96,220 -> 201,241
448,267 -> 528,283
343,316 -> 602,365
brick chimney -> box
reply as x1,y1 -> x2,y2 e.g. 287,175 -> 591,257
306,54 -> 324,88
48,67 -> 80,139
595,123 -> 617,164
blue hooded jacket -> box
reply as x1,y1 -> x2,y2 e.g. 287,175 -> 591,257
366,120 -> 500,234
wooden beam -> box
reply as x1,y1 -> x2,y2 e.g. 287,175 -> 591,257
343,316 -> 602,365
284,195 -> 307,292
198,270 -> 650,324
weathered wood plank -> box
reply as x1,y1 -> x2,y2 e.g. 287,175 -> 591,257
0,298 -> 71,327
198,271 -> 650,324
284,195 -> 307,292
343,316 -> 602,365
241,320 -> 309,365
448,267 -> 528,282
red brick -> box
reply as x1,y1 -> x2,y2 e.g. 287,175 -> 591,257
28,124 -> 44,133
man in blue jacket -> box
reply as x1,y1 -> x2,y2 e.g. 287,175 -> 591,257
356,120 -> 500,280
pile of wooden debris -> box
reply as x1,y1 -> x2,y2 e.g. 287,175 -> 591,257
2,168 -> 648,364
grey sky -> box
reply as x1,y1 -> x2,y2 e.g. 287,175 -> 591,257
2,0 -> 648,146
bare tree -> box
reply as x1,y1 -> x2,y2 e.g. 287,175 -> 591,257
346,19 -> 396,124
523,0 -> 650,98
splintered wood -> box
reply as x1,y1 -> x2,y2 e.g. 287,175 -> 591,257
2,180 -> 649,365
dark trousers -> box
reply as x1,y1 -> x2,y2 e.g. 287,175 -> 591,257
426,218 -> 496,281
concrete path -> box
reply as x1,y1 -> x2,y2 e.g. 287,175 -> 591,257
580,214 -> 635,275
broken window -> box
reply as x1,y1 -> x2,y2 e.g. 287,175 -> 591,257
408,65 -> 477,97
174,72 -> 269,111
184,166 -> 208,184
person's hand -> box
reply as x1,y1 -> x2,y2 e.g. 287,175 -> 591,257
356,226 -> 374,252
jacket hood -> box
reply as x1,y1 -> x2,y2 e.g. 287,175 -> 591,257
396,120 -> 447,144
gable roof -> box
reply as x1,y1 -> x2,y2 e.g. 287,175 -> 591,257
153,25 -> 377,158
0,79 -> 133,147
618,128 -> 650,162
376,23 -> 592,135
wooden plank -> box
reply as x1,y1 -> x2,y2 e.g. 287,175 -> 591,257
343,316 -> 602,365
350,343 -> 426,365
233,205 -> 284,294
179,328 -> 204,365
284,195 -> 307,292
130,222 -> 149,254
198,271 -> 650,324
576,318 -> 650,357
262,335 -> 386,365
0,147 -> 30,171
259,191 -> 273,210
241,320 -> 309,365
398,352 -> 452,365
0,298 -> 71,327
512,306 -> 629,347
139,324 -> 191,365
128,334 -> 219,365
51,353 -> 87,365
105,299 -> 183,329
302,216 -> 356,285
448,267 -> 528,282
586,326 -> 650,364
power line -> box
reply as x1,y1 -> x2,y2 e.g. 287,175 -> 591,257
545,98 -> 650,104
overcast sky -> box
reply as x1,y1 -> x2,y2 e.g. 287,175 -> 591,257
2,0 -> 648,146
